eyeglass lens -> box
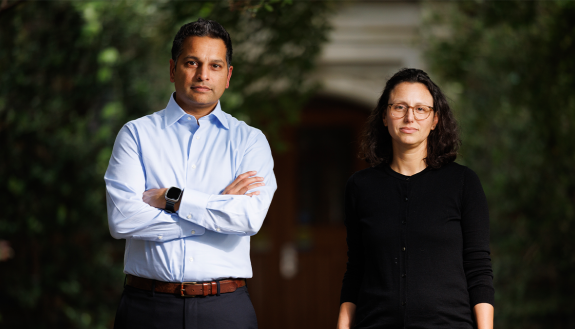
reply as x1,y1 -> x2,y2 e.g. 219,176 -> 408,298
390,104 -> 432,120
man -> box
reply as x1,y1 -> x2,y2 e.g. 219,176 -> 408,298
104,18 -> 276,329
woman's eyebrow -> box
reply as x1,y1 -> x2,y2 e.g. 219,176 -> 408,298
390,100 -> 432,105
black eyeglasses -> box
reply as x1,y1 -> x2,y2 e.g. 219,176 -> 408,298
388,103 -> 434,120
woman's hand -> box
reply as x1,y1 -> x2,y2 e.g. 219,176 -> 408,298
337,302 -> 356,329
474,303 -> 494,329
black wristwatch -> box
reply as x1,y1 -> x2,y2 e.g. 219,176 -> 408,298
164,187 -> 183,213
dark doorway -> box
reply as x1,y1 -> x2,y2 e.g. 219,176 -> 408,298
248,96 -> 370,329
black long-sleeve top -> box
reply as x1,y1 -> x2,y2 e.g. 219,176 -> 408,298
340,162 -> 494,329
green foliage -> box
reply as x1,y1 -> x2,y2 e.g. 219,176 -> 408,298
0,1 -> 330,327
425,1 -> 575,327
157,1 -> 331,149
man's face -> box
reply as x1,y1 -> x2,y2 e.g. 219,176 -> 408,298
170,36 -> 233,113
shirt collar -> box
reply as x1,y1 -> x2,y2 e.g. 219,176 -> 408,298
164,93 -> 187,128
210,102 -> 230,129
164,93 -> 230,130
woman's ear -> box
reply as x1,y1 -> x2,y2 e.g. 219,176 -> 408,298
431,112 -> 439,129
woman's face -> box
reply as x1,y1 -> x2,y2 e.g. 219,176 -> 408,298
383,82 -> 438,148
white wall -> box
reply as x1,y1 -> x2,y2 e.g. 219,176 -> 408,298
315,2 -> 423,108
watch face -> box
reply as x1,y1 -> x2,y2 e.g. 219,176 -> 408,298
166,187 -> 182,200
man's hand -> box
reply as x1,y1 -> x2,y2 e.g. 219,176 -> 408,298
143,188 -> 171,210
222,171 -> 265,197
142,171 -> 265,211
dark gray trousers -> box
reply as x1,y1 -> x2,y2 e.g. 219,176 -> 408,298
114,285 -> 258,329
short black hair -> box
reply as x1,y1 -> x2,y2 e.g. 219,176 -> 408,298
360,68 -> 461,169
171,18 -> 233,67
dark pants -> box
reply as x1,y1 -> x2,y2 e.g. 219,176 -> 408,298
114,285 -> 258,329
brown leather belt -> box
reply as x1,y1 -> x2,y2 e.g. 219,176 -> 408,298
126,274 -> 246,297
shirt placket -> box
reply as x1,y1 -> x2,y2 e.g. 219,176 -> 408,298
399,176 -> 411,325
183,115 -> 202,281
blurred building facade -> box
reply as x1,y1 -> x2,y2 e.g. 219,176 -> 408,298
317,1 -> 424,109
248,2 -> 425,328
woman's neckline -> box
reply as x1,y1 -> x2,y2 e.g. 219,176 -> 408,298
380,164 -> 431,181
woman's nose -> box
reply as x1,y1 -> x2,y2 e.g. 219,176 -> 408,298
404,107 -> 415,122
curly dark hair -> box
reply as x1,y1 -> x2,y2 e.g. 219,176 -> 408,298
171,18 -> 233,67
360,68 -> 460,168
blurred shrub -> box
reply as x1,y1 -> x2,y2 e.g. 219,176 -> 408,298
425,1 -> 575,327
0,1 -> 330,328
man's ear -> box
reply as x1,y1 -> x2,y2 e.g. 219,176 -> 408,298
226,66 -> 233,89
169,59 -> 176,83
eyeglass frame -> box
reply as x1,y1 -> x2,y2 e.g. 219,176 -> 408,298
387,103 -> 435,120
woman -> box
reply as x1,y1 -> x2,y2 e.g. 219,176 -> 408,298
337,69 -> 494,329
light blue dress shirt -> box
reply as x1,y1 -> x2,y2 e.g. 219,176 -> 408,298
104,94 -> 277,282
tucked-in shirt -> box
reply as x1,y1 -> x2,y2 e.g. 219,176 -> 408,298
104,94 -> 277,282
340,162 -> 494,329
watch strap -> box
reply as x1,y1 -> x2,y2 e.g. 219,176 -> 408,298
165,200 -> 176,213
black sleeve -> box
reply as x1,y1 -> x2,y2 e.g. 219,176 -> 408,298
461,167 -> 495,307
340,175 -> 364,304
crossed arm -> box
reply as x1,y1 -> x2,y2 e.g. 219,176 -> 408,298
142,171 -> 265,211
105,124 -> 276,241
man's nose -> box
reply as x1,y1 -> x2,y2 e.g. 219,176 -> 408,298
196,64 -> 209,81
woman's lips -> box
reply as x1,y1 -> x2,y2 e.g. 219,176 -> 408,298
400,127 -> 418,133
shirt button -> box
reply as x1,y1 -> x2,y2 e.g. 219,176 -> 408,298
195,136 -> 200,140
189,257 -> 194,262
402,273 -> 406,278
402,220 -> 406,224
187,214 -> 191,219
216,227 -> 221,232
402,247 -> 406,251
191,164 -> 196,169
158,236 -> 163,240
191,230 -> 195,234
402,301 -> 406,306
405,197 -> 408,201
187,117 -> 192,120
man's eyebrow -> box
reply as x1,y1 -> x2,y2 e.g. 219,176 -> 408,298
181,56 -> 225,65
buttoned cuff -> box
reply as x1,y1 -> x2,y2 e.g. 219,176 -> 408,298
178,217 -> 206,237
178,189 -> 211,226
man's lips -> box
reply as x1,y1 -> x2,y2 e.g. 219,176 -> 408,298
400,127 -> 418,133
191,86 -> 211,92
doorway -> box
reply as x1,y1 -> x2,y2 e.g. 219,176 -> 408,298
248,96 -> 370,329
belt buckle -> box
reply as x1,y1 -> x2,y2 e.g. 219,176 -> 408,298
180,282 -> 197,297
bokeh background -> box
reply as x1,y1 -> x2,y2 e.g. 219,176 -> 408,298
1,0 -> 574,328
